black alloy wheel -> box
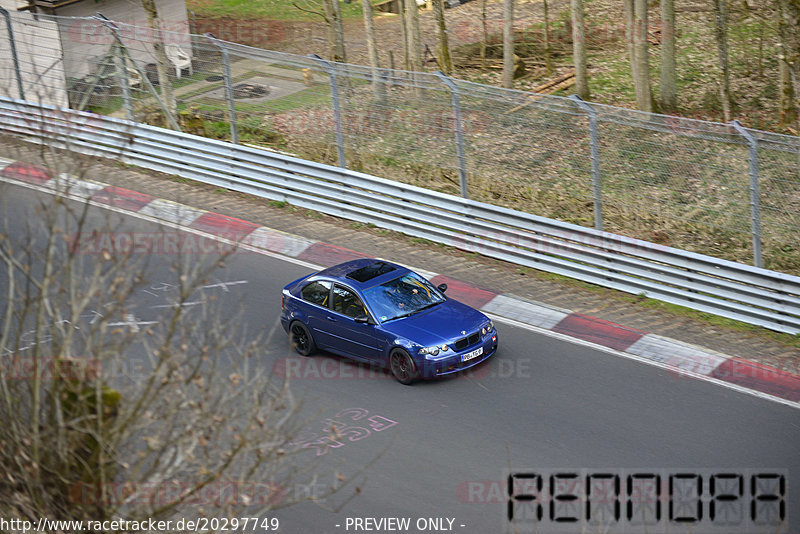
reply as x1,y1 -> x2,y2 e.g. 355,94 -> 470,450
290,321 -> 315,357
390,348 -> 419,385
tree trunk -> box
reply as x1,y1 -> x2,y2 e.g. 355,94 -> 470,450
712,0 -> 733,121
362,0 -> 380,70
323,0 -> 337,61
400,0 -> 410,70
778,0 -> 800,129
433,0 -> 453,75
362,0 -> 384,101
659,0 -> 677,110
502,0 -> 514,88
328,0 -> 347,62
543,0 -> 553,75
481,0 -> 488,70
570,0 -> 589,99
141,0 -> 178,128
405,0 -> 423,73
633,0 -> 653,112
624,0 -> 638,86
779,52 -> 797,127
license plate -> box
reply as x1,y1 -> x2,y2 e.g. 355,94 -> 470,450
461,346 -> 483,362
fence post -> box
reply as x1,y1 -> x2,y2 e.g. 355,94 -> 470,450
114,43 -> 134,121
0,6 -> 25,101
433,71 -> 469,199
205,33 -> 238,144
569,95 -> 603,231
310,54 -> 346,169
96,14 -> 179,130
732,120 -> 763,268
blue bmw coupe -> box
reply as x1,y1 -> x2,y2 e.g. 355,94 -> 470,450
280,259 -> 498,384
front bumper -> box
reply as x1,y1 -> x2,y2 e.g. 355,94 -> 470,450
416,331 -> 498,378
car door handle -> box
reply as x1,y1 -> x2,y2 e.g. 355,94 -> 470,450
326,316 -> 337,322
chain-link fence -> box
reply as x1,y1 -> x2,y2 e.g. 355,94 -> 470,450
2,11 -> 798,274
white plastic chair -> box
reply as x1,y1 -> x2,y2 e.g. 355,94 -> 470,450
165,44 -> 192,78
126,66 -> 142,88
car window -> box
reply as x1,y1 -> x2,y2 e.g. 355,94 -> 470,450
332,285 -> 367,319
362,272 -> 445,322
301,280 -> 331,307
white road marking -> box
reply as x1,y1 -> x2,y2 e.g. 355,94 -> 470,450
108,314 -> 159,332
1,174 -> 323,271
138,198 -> 206,226
150,300 -> 203,309
485,312 -> 800,411
627,334 -> 727,376
201,280 -> 249,291
4,172 -> 797,410
482,294 -> 569,330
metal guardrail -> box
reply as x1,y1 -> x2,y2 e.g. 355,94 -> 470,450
1,97 -> 799,334
4,12 -> 800,271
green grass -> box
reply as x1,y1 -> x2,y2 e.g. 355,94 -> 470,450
531,268 -> 800,347
636,297 -> 800,349
87,96 -> 124,115
187,0 -> 386,21
260,87 -> 333,113
190,85 -> 332,114
409,237 -> 434,246
172,71 -> 211,90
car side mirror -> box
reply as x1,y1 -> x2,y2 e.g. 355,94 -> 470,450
354,314 -> 371,324
437,283 -> 448,293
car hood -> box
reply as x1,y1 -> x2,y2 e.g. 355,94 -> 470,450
380,298 -> 488,345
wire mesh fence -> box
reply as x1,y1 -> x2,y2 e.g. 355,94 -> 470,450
1,10 -> 798,274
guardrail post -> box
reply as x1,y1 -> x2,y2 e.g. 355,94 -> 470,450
434,71 -> 469,199
732,120 -> 763,268
569,95 -> 603,231
96,14 -> 179,130
0,6 -> 25,101
205,33 -> 238,144
310,54 -> 346,169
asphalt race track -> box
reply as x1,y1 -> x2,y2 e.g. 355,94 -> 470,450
2,182 -> 798,534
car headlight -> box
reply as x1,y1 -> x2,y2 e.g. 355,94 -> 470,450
419,345 -> 450,358
482,320 -> 494,336
419,346 -> 439,356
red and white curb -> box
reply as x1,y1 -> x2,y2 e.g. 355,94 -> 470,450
2,159 -> 799,407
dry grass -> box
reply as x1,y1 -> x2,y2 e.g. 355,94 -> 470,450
183,0 -> 799,272
454,1 -> 794,133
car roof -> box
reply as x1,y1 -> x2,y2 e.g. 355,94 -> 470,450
314,259 -> 410,289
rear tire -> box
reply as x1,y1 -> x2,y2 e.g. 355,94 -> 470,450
390,348 -> 419,385
289,321 -> 315,357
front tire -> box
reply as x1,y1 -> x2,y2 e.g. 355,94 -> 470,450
390,348 -> 419,385
289,321 -> 315,357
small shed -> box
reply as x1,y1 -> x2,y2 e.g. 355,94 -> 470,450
0,0 -> 191,108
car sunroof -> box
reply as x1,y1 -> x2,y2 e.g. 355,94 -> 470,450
347,262 -> 397,283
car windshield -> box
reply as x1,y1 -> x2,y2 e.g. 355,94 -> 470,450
362,272 -> 446,323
